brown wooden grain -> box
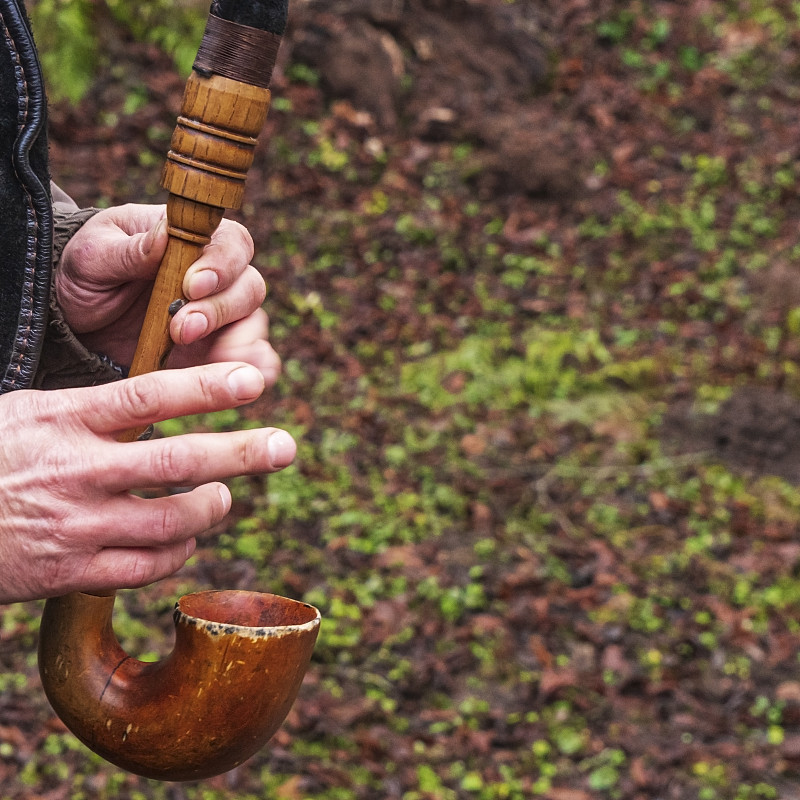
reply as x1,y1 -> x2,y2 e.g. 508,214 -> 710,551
39,590 -> 320,780
119,72 -> 271,442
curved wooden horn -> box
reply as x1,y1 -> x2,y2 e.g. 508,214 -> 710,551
39,591 -> 319,781
38,6 -> 320,781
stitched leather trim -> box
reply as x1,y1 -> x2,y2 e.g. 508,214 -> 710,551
0,0 -> 53,392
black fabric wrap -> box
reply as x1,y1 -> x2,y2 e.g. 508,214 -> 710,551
0,0 -> 52,392
210,0 -> 287,35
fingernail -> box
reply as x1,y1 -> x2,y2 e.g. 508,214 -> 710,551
185,537 -> 197,559
227,365 -> 265,400
143,218 -> 167,256
218,484 -> 231,514
188,269 -> 219,299
268,430 -> 297,468
180,312 -> 208,344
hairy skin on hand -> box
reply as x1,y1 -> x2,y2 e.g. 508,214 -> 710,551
0,362 -> 295,603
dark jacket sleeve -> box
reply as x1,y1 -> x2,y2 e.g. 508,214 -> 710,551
0,0 -> 53,392
32,203 -> 126,390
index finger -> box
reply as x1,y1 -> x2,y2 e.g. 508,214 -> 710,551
72,362 -> 266,436
183,219 -> 254,300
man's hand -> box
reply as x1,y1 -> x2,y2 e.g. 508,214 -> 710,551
0,363 -> 295,603
56,204 -> 278,381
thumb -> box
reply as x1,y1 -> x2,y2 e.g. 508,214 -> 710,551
121,217 -> 169,280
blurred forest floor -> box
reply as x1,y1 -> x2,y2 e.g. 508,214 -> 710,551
6,0 -> 800,798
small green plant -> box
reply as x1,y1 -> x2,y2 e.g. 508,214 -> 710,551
30,0 -> 97,103
31,0 -> 206,103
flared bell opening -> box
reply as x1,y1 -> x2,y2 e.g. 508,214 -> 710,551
176,590 -> 320,637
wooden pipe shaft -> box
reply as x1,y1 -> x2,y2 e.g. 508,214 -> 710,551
119,72 -> 271,442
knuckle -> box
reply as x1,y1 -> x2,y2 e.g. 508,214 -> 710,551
40,553 -> 66,596
151,439 -> 198,486
114,376 -> 164,424
237,432 -> 267,474
40,514 -> 99,595
246,306 -> 269,337
230,220 -> 255,262
42,561 -> 71,597
41,542 -> 82,596
125,552 -> 155,588
212,220 -> 254,268
151,502 -> 185,546
197,367 -> 224,405
204,299 -> 224,331
247,268 -> 268,306
253,340 -> 282,378
260,307 -> 271,331
53,438 -> 105,487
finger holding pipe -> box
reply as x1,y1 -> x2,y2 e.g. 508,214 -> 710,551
169,306 -> 281,383
182,219 -> 255,300
46,536 -> 199,597
172,264 -> 267,346
79,485 -> 233,550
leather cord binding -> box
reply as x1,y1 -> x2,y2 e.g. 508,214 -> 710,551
194,14 -> 281,89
